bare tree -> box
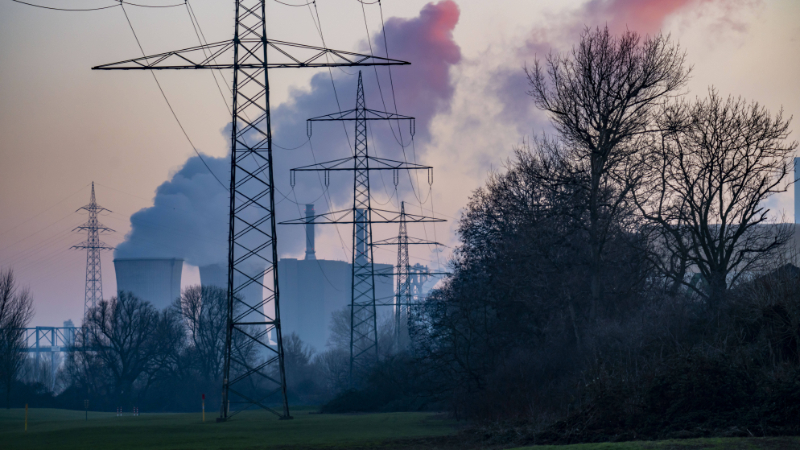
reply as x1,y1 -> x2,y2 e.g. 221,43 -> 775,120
76,292 -> 183,407
636,90 -> 798,307
0,268 -> 34,408
316,348 -> 349,394
177,285 -> 227,382
526,27 -> 690,316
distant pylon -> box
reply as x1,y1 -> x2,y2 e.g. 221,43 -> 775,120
394,202 -> 410,347
71,182 -> 114,317
371,202 -> 443,350
283,72 -> 443,383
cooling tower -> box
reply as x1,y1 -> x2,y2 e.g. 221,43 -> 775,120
114,258 -> 183,310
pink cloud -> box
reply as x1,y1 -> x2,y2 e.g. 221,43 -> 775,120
585,0 -> 705,35
371,1 -> 462,137
499,0 -> 761,134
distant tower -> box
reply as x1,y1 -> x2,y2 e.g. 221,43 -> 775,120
305,204 -> 316,260
283,72 -> 442,383
72,182 -> 114,317
394,202 -> 411,346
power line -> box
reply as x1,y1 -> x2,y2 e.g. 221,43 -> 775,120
308,138 -> 351,259
358,1 -> 409,149
360,0 -> 443,267
0,210 -> 80,254
303,2 -> 359,259
309,1 -> 354,155
119,3 -> 229,192
184,2 -> 231,115
0,184 -> 88,239
273,0 -> 314,6
122,1 -> 185,8
12,0 -> 185,11
11,1 -> 118,12
185,0 -> 309,154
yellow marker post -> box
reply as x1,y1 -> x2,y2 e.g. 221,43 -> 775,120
25,404 -> 28,431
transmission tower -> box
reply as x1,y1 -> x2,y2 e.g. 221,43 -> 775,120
282,72 -> 443,383
71,182 -> 114,318
394,202 -> 410,346
94,0 -> 410,421
372,201 -> 443,349
409,263 -> 434,302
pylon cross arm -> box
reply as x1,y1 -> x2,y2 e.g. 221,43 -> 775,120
92,39 -> 409,71
290,156 -> 431,172
371,236 -> 445,246
307,108 -> 414,122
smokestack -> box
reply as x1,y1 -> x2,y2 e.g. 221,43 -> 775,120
114,258 -> 183,310
795,158 -> 800,224
305,204 -> 316,260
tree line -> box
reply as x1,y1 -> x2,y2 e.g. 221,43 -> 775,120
0,281 -> 354,411
326,27 -> 800,442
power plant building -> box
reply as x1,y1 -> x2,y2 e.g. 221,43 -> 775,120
113,204 -> 396,349
113,258 -> 183,310
279,204 -> 394,351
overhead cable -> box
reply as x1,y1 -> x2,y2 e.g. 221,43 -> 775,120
12,0 -> 184,11
122,1 -> 184,8
119,3 -> 229,192
11,0 -> 118,11
274,0 -> 314,6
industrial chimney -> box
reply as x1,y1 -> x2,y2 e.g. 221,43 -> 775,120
305,204 -> 316,260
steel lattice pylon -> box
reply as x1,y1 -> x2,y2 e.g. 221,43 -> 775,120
282,72 -> 443,383
71,182 -> 114,318
371,202 -> 444,349
393,202 -> 410,348
394,202 -> 411,349
350,73 -> 379,378
94,1 -> 410,420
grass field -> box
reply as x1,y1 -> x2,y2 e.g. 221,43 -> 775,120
0,407 -> 454,450
1,408 -> 798,449
510,437 -> 800,450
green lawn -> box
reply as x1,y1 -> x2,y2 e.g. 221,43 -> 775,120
0,407 -> 455,450
510,437 -> 800,450
2,408 -> 798,449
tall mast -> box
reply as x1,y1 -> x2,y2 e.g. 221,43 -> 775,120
72,182 -> 114,317
95,0 -> 410,420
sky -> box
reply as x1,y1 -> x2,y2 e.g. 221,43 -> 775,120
1,0 -> 798,326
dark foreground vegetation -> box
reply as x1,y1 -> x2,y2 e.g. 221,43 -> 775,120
1,26 -> 799,447
322,27 -> 800,444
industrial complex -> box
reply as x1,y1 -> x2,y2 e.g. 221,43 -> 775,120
110,203 -> 399,351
